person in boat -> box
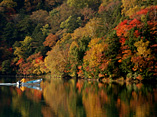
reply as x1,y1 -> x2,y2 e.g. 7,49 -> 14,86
20,78 -> 26,83
17,78 -> 26,86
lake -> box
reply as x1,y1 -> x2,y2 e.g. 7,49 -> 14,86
0,76 -> 156,117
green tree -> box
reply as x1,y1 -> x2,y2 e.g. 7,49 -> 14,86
31,24 -> 48,55
16,16 -> 35,40
2,22 -> 18,47
49,3 -> 80,34
24,0 -> 43,12
97,0 -> 122,37
1,60 -> 12,74
67,0 -> 100,10
0,13 -> 7,40
60,15 -> 82,33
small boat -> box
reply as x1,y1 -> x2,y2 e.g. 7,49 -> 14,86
0,79 -> 43,91
0,79 -> 42,86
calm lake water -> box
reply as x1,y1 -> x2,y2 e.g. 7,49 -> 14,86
0,76 -> 156,117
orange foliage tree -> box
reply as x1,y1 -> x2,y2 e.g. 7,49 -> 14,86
43,33 -> 59,48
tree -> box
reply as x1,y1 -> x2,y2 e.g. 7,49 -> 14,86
83,38 -> 108,78
115,6 -> 157,79
16,16 -> 35,40
44,33 -> 72,76
72,18 -> 101,40
40,24 -> 50,36
0,13 -> 7,38
24,0 -> 43,12
60,15 -> 82,33
2,22 -> 18,47
121,0 -> 156,16
49,3 -> 79,34
31,24 -> 48,55
67,0 -> 100,10
13,36 -> 34,59
43,33 -> 59,48
80,7 -> 95,23
68,36 -> 91,77
134,40 -> 151,58
45,45 -> 69,75
97,0 -> 121,37
15,52 -> 47,75
30,10 -> 49,25
1,60 -> 12,74
44,0 -> 63,10
0,0 -> 17,8
68,41 -> 79,77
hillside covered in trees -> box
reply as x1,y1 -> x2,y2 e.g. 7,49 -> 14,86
0,0 -> 156,81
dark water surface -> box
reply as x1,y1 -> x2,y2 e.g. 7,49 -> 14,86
0,76 -> 156,117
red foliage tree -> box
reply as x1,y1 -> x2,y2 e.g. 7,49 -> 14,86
114,5 -> 157,78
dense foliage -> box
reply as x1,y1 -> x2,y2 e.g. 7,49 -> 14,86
0,0 -> 156,80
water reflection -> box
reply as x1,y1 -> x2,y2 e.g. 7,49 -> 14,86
0,77 -> 43,117
0,77 -> 156,117
43,78 -> 157,117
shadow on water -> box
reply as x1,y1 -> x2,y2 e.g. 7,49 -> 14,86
0,75 -> 157,117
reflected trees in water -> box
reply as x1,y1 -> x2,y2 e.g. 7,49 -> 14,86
42,78 -> 157,117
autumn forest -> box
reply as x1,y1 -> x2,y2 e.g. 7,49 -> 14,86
0,0 -> 157,81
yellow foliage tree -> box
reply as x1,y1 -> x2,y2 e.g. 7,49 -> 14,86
56,33 -> 72,46
101,0 -> 113,6
44,44 -> 69,76
72,18 -> 101,40
134,40 -> 151,58
14,36 -> 33,59
14,47 -> 24,59
84,38 -> 106,67
32,59 -> 49,75
83,38 -> 108,78
121,0 -> 144,16
68,41 -> 79,76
